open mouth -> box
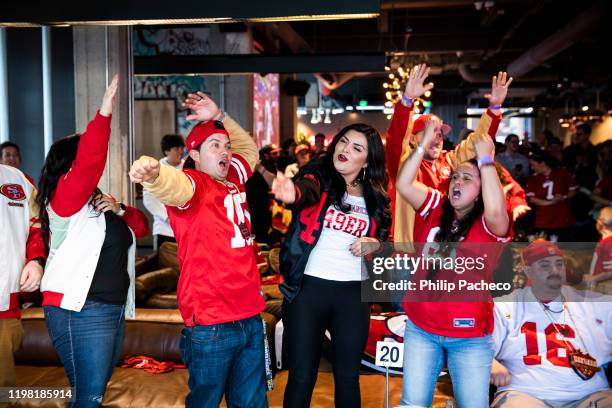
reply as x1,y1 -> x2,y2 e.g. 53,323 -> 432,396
451,187 -> 461,200
219,159 -> 229,170
337,154 -> 348,162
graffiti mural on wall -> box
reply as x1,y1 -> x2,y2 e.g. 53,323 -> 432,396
134,76 -> 208,136
134,28 -> 212,56
253,73 -> 279,148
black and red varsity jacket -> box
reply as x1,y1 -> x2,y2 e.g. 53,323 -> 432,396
279,165 -> 382,302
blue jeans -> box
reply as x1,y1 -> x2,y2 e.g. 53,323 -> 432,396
44,300 -> 125,408
180,314 -> 268,408
399,316 -> 494,408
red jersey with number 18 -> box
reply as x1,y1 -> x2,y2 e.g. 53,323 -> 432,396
167,154 -> 265,326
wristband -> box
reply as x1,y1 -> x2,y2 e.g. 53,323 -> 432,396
477,155 -> 495,168
489,105 -> 501,110
32,257 -> 46,268
415,144 -> 425,154
401,95 -> 414,107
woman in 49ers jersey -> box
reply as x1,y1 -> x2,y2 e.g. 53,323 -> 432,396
395,117 -> 511,407
272,123 -> 391,408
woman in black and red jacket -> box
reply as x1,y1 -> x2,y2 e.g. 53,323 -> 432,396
273,123 -> 391,408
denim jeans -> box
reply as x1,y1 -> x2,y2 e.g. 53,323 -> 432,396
399,316 -> 494,408
180,314 -> 268,408
44,300 -> 125,408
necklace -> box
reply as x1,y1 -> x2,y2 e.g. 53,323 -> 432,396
347,178 -> 361,188
539,296 -> 601,380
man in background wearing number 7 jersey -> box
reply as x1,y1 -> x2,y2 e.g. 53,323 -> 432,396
490,239 -> 612,407
526,151 -> 577,242
129,92 -> 267,408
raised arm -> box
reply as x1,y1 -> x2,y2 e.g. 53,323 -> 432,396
387,64 -> 432,182
447,72 -> 512,167
51,76 -> 118,217
474,136 -> 510,237
396,118 -> 437,210
183,91 -> 258,170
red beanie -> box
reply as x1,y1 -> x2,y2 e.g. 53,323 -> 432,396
522,239 -> 563,265
185,120 -> 229,151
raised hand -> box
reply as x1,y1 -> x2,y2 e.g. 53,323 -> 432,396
100,74 -> 119,117
485,71 -> 513,107
183,91 -> 221,122
271,171 -> 296,204
93,194 -> 120,214
129,156 -> 161,184
20,260 -> 43,292
404,63 -> 434,100
420,117 -> 440,147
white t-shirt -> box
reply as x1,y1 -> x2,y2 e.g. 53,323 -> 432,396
303,194 -> 370,281
493,287 -> 612,401
142,157 -> 183,238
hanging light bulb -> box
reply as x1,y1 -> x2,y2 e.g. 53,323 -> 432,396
424,90 -> 431,98
383,83 -> 389,88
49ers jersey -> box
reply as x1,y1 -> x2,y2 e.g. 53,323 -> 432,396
526,168 -> 577,229
403,188 -> 512,337
167,154 -> 265,326
493,287 -> 612,401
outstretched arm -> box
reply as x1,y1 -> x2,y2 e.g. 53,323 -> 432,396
130,156 -> 194,208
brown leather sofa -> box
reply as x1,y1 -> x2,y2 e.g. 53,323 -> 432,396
13,308 -> 279,408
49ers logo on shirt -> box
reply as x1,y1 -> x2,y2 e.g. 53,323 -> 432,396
0,183 -> 26,201
323,207 -> 368,237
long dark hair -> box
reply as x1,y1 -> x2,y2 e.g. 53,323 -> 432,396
37,135 -> 102,250
316,123 -> 391,241
428,159 -> 484,279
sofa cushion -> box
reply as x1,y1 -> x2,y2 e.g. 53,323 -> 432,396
158,242 -> 179,271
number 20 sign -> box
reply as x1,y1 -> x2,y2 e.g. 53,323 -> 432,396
375,341 -> 404,368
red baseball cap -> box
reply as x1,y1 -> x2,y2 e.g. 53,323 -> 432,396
412,114 -> 451,136
185,120 -> 229,151
522,239 -> 563,265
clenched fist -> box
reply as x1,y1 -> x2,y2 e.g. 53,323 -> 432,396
130,156 -> 160,183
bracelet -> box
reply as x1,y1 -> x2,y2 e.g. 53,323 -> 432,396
415,144 -> 425,154
477,155 -> 495,168
401,95 -> 414,106
489,105 -> 501,110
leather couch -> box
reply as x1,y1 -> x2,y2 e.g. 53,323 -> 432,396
13,308 -> 279,408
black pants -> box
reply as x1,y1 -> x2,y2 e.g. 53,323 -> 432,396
282,275 -> 370,408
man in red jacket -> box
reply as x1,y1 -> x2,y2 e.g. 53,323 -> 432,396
386,64 -> 512,248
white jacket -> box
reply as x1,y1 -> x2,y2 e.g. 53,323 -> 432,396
0,165 -> 33,312
40,202 -> 136,318
142,157 -> 183,238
